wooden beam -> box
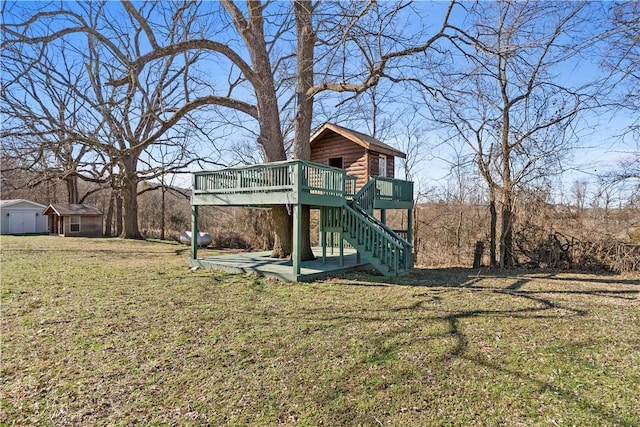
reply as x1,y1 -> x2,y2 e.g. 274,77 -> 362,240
373,200 -> 414,210
192,191 -> 297,207
293,203 -> 302,277
407,208 -> 413,248
191,204 -> 198,261
320,207 -> 326,264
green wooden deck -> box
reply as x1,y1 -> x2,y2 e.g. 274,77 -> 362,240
190,247 -> 370,282
192,160 -> 357,207
191,160 -> 413,209
191,160 -> 414,281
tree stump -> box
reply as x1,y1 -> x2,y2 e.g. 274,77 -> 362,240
473,241 -> 485,268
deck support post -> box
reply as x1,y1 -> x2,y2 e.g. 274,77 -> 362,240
320,208 -> 326,264
407,207 -> 413,247
380,208 -> 387,225
291,161 -> 303,278
339,230 -> 344,267
321,231 -> 327,264
330,232 -> 334,255
191,204 -> 199,260
293,202 -> 302,277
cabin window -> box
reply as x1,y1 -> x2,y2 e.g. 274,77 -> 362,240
379,154 -> 387,177
329,157 -> 343,169
70,215 -> 80,232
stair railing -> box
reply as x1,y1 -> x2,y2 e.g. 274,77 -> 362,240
342,204 -> 411,273
350,180 -> 411,249
351,179 -> 376,214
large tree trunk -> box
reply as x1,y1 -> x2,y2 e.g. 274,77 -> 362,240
298,206 -> 315,260
488,188 -> 498,268
120,178 -> 141,239
259,114 -> 289,258
500,191 -> 515,268
119,154 -> 142,239
225,1 -> 291,257
115,194 -> 123,237
104,189 -> 115,237
292,0 -> 316,261
271,205 -> 292,258
65,175 -> 79,204
223,1 -> 317,260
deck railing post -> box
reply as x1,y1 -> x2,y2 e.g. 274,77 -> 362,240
293,202 -> 302,277
191,204 -> 198,261
320,207 -> 327,264
294,161 -> 302,194
339,230 -> 344,267
290,161 -> 302,277
407,207 -> 413,248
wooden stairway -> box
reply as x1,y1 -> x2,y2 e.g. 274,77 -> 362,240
323,180 -> 413,277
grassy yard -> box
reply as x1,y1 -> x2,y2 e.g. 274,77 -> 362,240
1,236 -> 639,426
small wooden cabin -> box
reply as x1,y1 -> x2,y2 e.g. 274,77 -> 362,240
43,203 -> 103,237
310,122 -> 406,190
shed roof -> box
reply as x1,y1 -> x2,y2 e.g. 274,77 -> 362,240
0,199 -> 47,209
310,123 -> 407,159
43,203 -> 103,216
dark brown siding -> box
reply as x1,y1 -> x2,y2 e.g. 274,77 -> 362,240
369,152 -> 379,177
368,151 -> 396,179
311,134 -> 369,189
388,156 -> 395,179
62,215 -> 103,237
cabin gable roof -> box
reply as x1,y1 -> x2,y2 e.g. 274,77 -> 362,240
43,203 -> 103,216
310,123 -> 406,159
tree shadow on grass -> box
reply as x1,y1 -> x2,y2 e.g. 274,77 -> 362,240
443,311 -> 636,426
308,267 -> 639,424
538,272 -> 640,286
282,295 -> 634,425
338,266 -> 640,292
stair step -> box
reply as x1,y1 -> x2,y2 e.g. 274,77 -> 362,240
332,191 -> 412,277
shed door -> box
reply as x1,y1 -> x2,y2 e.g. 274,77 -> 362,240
9,210 -> 37,234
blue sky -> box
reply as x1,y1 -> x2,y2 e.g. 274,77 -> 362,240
2,1 -> 637,205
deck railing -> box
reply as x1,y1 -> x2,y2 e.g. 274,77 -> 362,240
194,161 -> 293,193
193,161 -> 415,206
193,160 -> 351,198
374,177 -> 414,203
299,161 -> 347,196
345,176 -> 357,197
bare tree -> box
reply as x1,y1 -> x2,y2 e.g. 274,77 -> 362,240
572,179 -> 588,214
2,1 -> 218,238
429,1 -> 598,267
393,108 -> 433,182
95,0 -> 455,257
598,2 -> 639,196
1,37 -> 110,204
602,2 -> 640,138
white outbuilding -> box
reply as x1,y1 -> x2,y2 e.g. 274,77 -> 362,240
0,199 -> 48,235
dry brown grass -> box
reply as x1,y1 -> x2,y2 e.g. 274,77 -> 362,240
2,236 -> 639,425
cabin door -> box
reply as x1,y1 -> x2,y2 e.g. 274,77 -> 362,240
379,154 -> 387,177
